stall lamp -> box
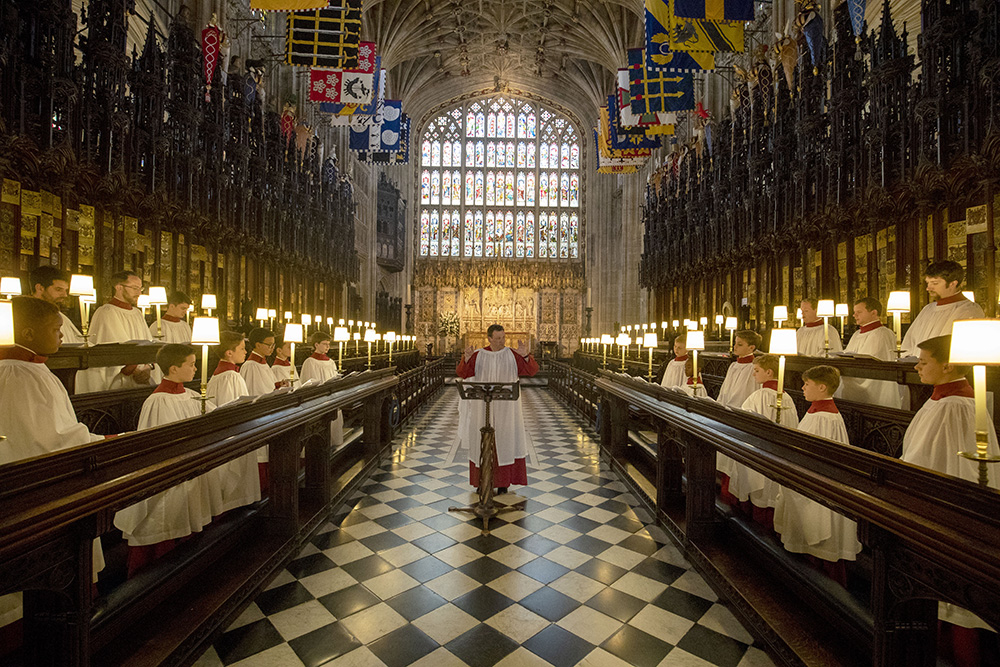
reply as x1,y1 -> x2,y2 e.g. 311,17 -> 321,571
385,331 -> 397,363
725,316 -> 738,352
687,329 -> 705,390
334,326 -> 349,367
672,319 -> 679,329
268,309 -> 277,328
817,299 -> 836,357
148,286 -> 168,339
0,300 -> 13,346
284,323 -> 304,385
949,320 -> 1000,486
796,307 -> 803,322
769,328 -> 798,425
255,307 -> 268,328
1,276 -> 21,298
191,317 -> 221,414
773,305 -> 788,327
601,334 -> 613,369
284,311 -> 293,322
643,332 -> 658,382
364,328 -> 378,368
137,294 -> 151,313
886,291 -> 911,357
835,303 -> 848,334
964,291 -> 976,303
201,293 -> 217,316
615,332 -> 631,371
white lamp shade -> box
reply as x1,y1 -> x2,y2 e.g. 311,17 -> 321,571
715,315 -> 724,325
686,330 -> 705,350
348,320 -> 355,326
339,318 -> 345,325
201,294 -> 217,309
255,307 -> 268,320
268,309 -> 277,318
643,332 -> 658,348
615,333 -> 630,346
661,321 -> 669,328
148,286 -> 168,305
963,291 -> 976,303
817,299 -> 835,317
315,315 -> 322,323
699,317 -> 708,326
633,336 -> 641,345
69,274 -> 94,296
364,328 -> 378,343
796,308 -> 803,320
773,305 -> 788,321
190,317 -> 221,345
627,325 -> 633,331
284,311 -> 293,320
327,317 -> 334,325
601,334 -> 613,345
284,323 -> 304,344
385,332 -> 397,342
334,326 -> 350,342
0,300 -> 13,345
770,328 -> 798,355
80,290 -> 97,304
301,314 -> 311,326
949,319 -> 1000,364
672,320 -> 679,327
352,332 -> 361,341
835,303 -> 848,317
725,316 -> 737,331
0,277 -> 21,295
886,291 -> 911,312
137,294 -> 151,308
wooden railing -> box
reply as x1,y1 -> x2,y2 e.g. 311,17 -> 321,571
550,359 -> 1000,666
0,362 -> 442,666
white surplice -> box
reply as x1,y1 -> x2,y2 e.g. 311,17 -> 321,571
59,312 -> 83,345
729,386 -> 800,506
300,355 -> 344,446
206,367 -> 262,512
796,322 -> 843,357
271,359 -> 299,386
900,296 -> 984,358
774,407 -> 862,562
457,347 -> 528,470
241,354 -> 276,463
838,323 -> 901,408
661,357 -> 689,388
715,358 -> 759,480
150,317 -> 192,343
0,351 -> 105,627
113,386 -> 219,546
901,381 -> 1000,630
75,300 -> 154,393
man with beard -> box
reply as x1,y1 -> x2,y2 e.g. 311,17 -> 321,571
900,260 -> 983,358
28,266 -> 82,344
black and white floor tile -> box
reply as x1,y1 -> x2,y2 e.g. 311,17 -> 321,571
193,389 -> 775,667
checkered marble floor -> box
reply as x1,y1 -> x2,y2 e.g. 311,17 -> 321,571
193,388 -> 775,667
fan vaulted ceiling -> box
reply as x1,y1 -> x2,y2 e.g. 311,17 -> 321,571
361,0 -> 646,128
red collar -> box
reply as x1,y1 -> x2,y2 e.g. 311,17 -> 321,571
859,321 -> 883,333
686,375 -> 702,385
214,361 -> 237,376
807,399 -> 839,414
273,358 -> 291,367
673,355 -> 688,362
110,298 -> 133,311
763,380 -> 779,391
163,314 -> 182,323
736,354 -> 754,364
0,345 -> 48,364
311,352 -> 331,361
246,352 -> 268,365
154,379 -> 186,394
804,319 -> 823,328
935,293 -> 966,306
931,379 -> 975,400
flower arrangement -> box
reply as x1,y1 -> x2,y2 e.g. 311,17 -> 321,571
437,311 -> 461,337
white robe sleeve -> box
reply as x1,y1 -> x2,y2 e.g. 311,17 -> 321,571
207,371 -> 250,407
901,397 -> 1000,486
301,357 -> 341,384
240,362 -> 277,396
59,312 -> 83,345
716,363 -> 758,408
661,359 -> 688,387
272,363 -> 299,386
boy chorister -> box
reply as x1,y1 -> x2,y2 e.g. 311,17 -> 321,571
661,335 -> 690,388
300,331 -> 340,383
207,331 -> 261,508
773,366 -> 862,580
716,331 -> 762,489
113,344 -> 217,575
271,338 -> 299,387
241,327 -> 279,395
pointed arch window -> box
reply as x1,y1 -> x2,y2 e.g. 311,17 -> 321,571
419,95 -> 581,260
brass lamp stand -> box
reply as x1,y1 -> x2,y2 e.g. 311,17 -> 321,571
450,381 -> 526,535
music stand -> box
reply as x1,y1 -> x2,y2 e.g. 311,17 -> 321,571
450,380 -> 526,535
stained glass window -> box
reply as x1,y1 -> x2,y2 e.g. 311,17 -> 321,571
419,96 -> 581,260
